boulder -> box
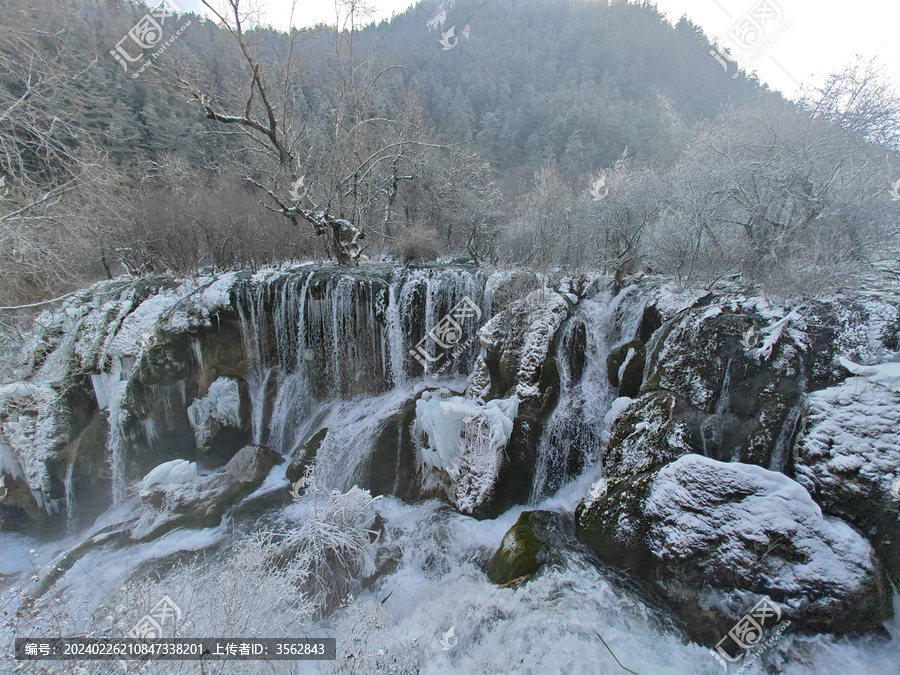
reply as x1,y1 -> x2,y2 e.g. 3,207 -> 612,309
606,339 -> 646,397
131,445 -> 283,540
578,454 -> 891,644
487,511 -> 548,585
487,510 -> 582,586
643,303 -> 806,469
576,390 -> 698,575
794,375 -> 900,583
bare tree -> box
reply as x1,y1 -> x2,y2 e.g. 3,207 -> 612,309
175,0 -> 454,265
802,56 -> 900,150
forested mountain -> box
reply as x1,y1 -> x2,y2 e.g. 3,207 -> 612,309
0,0 -> 896,304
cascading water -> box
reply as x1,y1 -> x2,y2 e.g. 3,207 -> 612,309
232,266 -> 485,457
530,283 -> 647,501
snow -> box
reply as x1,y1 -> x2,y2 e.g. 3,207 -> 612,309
0,441 -> 25,479
652,282 -> 709,317
582,477 -> 608,511
0,382 -> 42,400
187,377 -> 242,450
140,459 -> 198,491
0,382 -> 68,506
601,396 -> 634,444
794,376 -> 900,502
647,455 -> 877,602
199,272 -> 240,313
746,310 -> 805,362
837,357 -> 900,394
470,288 -> 568,402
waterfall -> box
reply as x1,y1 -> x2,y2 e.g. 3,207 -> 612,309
191,338 -> 205,380
386,273 -> 406,386
530,283 -> 647,501
91,358 -> 131,505
228,266 -> 484,455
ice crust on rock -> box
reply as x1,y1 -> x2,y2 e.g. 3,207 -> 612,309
187,377 -> 242,450
413,388 -> 518,513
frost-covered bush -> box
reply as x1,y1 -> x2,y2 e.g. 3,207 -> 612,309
269,472 -> 382,616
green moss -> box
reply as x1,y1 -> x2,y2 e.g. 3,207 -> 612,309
487,511 -> 546,585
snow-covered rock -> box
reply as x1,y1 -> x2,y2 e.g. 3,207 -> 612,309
794,375 -> 900,583
140,459 -> 198,491
186,377 -> 244,451
467,288 -> 568,403
837,357 -> 900,394
132,445 -> 282,540
579,453 -> 891,644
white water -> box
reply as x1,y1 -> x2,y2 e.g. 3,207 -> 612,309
531,283 -> 646,500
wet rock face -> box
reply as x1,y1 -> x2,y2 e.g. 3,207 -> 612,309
794,377 -> 900,585
286,427 -> 328,485
575,391 -> 697,576
578,454 -> 892,644
606,339 -> 646,398
644,306 -> 806,469
577,288 -> 900,644
467,289 -> 570,517
487,511 -> 548,585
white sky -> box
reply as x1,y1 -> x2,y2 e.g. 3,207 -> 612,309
180,0 -> 900,100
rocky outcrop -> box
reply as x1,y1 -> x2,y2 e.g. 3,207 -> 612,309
465,288 -> 570,516
794,375 -> 900,584
577,285 -> 900,643
286,428 -> 328,484
606,339 -> 646,397
487,511 -> 548,585
578,454 -> 891,643
130,445 -> 283,540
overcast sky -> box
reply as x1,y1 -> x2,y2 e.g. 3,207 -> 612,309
178,0 -> 900,100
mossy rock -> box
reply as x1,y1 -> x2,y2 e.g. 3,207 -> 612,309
487,511 -> 549,585
286,428 -> 327,483
606,339 -> 646,397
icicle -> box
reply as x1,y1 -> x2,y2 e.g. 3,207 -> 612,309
191,338 -> 205,379
387,273 -> 406,386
